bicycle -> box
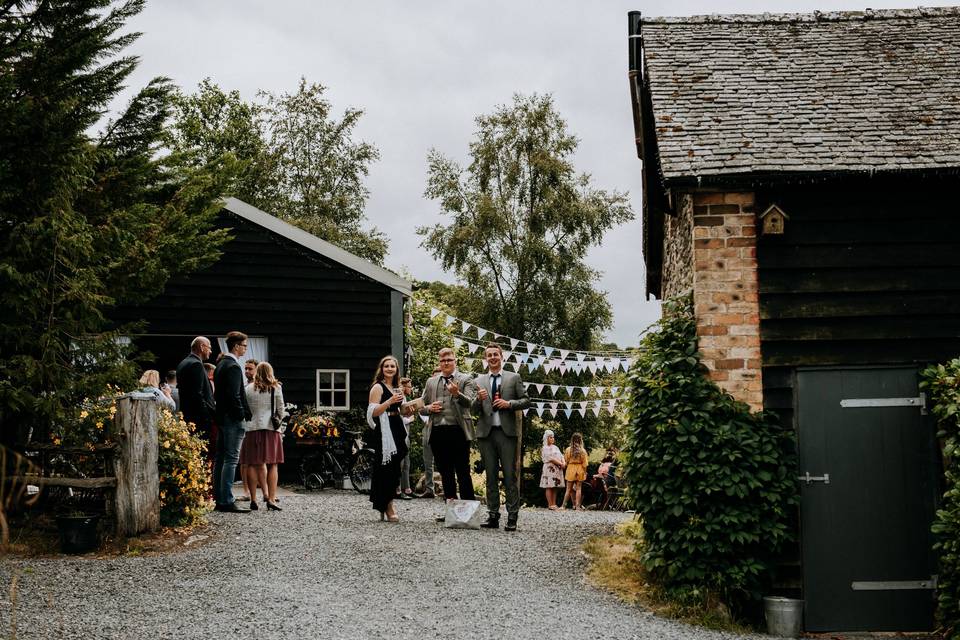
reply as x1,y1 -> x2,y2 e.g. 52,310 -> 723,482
298,429 -> 376,493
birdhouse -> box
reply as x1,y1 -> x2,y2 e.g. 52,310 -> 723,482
759,204 -> 789,235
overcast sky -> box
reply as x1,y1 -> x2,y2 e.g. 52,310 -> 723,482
118,0 -> 955,347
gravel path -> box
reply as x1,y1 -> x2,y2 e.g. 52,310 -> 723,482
1,491 -> 766,640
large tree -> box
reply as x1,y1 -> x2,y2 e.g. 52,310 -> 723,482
170,78 -> 387,264
0,0 -> 230,445
419,93 -> 633,350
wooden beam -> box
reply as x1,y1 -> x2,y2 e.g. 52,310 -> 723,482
12,475 -> 117,489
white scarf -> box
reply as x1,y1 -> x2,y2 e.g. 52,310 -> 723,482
366,402 -> 397,465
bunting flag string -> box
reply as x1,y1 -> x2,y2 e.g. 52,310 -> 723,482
458,351 -> 633,375
413,299 -> 636,362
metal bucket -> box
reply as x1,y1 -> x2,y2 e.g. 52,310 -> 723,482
763,596 -> 803,638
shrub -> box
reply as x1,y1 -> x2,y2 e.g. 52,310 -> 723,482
157,409 -> 209,526
921,358 -> 960,638
622,295 -> 797,610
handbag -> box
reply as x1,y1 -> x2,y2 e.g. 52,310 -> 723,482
443,499 -> 484,530
269,387 -> 285,431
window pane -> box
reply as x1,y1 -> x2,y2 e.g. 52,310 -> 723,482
318,372 -> 332,386
334,391 -> 347,407
318,390 -> 333,407
334,371 -> 347,386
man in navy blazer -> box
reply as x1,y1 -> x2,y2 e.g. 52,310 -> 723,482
212,331 -> 252,513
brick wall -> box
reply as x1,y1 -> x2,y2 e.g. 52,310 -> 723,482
662,193 -> 694,298
690,191 -> 763,410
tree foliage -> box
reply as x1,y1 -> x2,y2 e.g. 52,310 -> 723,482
418,93 -> 633,349
0,0 -> 230,445
170,78 -> 387,264
622,295 -> 797,610
921,358 -> 960,638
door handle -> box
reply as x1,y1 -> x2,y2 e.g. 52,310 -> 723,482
798,471 -> 830,484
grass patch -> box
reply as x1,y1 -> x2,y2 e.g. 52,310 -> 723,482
583,519 -> 754,633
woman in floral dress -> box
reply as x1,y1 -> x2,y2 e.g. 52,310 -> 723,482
539,430 -> 566,510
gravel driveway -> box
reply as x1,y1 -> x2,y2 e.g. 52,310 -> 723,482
1,491 -> 765,640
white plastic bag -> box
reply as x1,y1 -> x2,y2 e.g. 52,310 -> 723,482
443,499 -> 485,529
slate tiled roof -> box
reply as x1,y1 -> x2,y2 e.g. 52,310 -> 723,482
639,7 -> 960,182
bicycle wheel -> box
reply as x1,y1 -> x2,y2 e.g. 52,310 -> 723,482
300,456 -> 326,491
349,449 -> 375,494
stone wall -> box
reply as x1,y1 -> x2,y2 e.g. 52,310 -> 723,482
689,191 -> 763,410
661,193 -> 694,298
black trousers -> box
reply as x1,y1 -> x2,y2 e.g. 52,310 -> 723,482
429,424 -> 475,500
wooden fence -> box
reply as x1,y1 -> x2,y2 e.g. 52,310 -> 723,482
15,395 -> 160,536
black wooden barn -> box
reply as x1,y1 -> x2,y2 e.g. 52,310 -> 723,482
111,197 -> 411,413
628,8 -> 960,632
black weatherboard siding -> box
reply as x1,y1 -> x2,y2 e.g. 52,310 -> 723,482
112,208 -> 398,410
756,176 -> 960,428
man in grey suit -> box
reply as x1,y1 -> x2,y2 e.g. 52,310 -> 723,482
420,347 -> 477,504
474,343 -> 530,531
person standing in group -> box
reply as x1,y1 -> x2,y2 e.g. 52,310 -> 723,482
176,337 -> 215,445
244,359 -> 258,384
539,430 -> 566,510
139,370 -> 176,411
420,348 -> 477,513
473,343 -> 530,531
239,362 -> 286,511
213,331 -> 252,513
366,356 -> 409,522
396,377 -> 415,501
204,363 -> 216,394
237,358 -> 259,502
561,432 -> 589,510
416,366 -> 442,499
164,370 -> 180,412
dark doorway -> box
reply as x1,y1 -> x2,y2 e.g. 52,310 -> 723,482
798,366 -> 939,632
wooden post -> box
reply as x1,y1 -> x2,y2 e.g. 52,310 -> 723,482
113,395 -> 160,536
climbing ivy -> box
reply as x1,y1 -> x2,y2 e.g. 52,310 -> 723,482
622,295 -> 797,609
921,358 -> 960,639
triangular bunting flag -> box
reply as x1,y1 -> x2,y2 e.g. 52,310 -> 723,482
576,353 -> 586,363
580,386 -> 590,397
563,408 -> 573,418
430,307 -> 441,319
476,328 -> 488,340
536,407 -> 545,418
564,386 -> 574,397
558,361 -> 567,374
576,408 -> 586,418
509,338 -> 519,350
445,314 -> 456,327
550,402 -> 559,411
587,362 -> 598,375
543,346 -> 554,358
453,337 -> 463,349
462,321 -> 471,333
535,383 -> 544,394
611,386 -> 620,396
503,350 -> 513,361
522,408 -> 529,416
526,342 -> 536,354
559,349 -> 570,360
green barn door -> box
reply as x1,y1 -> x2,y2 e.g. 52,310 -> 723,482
797,367 -> 938,632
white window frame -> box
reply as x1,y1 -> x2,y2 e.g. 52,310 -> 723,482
316,369 -> 350,410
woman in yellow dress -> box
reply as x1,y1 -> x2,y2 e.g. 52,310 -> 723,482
561,432 -> 588,510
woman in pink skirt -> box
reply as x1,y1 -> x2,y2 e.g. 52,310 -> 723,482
239,362 -> 286,510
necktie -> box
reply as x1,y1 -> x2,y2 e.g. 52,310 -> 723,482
491,374 -> 500,399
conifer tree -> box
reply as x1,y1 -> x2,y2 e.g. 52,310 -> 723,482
0,0 -> 231,445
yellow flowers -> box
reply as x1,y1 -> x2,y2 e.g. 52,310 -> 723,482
289,409 -> 338,441
157,408 -> 209,527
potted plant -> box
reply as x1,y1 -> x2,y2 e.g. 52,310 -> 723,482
55,511 -> 101,554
